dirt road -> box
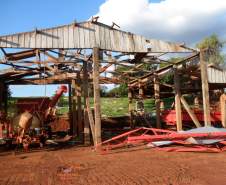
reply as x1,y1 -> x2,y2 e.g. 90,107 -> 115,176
0,147 -> 226,185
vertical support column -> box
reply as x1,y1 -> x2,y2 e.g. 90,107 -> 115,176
154,76 -> 161,128
0,82 -> 4,110
220,94 -> 226,128
138,83 -> 144,112
68,83 -> 73,135
200,49 -> 211,126
76,73 -> 83,140
93,47 -> 102,145
83,61 -> 90,145
3,84 -> 7,115
128,88 -> 133,128
174,67 -> 182,131
71,79 -> 77,135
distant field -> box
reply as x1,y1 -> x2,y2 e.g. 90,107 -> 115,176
8,97 -> 174,117
56,97 -> 174,117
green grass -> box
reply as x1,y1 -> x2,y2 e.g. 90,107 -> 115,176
8,97 -> 174,118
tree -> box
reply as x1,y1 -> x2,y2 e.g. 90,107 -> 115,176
196,34 -> 224,64
58,94 -> 67,107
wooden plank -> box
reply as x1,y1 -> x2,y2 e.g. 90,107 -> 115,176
154,76 -> 161,128
63,25 -> 69,48
220,94 -> 226,128
86,97 -> 95,144
6,36 -> 12,48
200,50 -> 211,126
93,47 -> 102,145
24,33 -> 30,48
76,73 -> 83,139
30,31 -> 36,48
58,27 -> 64,48
99,25 -> 106,50
180,96 -> 201,128
83,60 -> 90,145
88,22 -> 95,48
36,31 -> 42,48
104,26 -> 110,51
68,83 -> 73,134
174,67 -> 182,131
93,24 -> 100,48
18,34 -> 25,48
71,79 -> 77,135
46,29 -> 53,48
83,22 -> 90,49
12,34 -> 19,47
73,24 -> 80,48
52,28 -> 58,48
41,29 -> 47,48
68,25 -> 74,48
128,89 -> 134,128
78,26 -> 85,48
109,29 -> 115,51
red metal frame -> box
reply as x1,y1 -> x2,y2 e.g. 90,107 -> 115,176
161,110 -> 221,125
98,127 -> 226,153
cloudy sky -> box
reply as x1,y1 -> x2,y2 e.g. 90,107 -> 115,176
1,0 -> 226,96
96,0 -> 226,46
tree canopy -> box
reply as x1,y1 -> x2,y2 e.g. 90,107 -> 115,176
196,34 -> 225,64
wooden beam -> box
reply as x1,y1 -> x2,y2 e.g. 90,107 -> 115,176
180,96 -> 201,128
86,97 -> 96,144
220,94 -> 226,128
174,67 -> 182,131
93,47 -> 102,146
68,83 -> 73,135
83,61 -> 90,145
128,89 -> 134,128
154,76 -> 161,128
76,73 -> 83,139
71,79 -> 77,135
200,50 -> 211,126
0,82 -> 4,110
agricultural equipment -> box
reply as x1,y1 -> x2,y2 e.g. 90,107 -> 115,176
0,85 -> 67,149
161,94 -> 226,127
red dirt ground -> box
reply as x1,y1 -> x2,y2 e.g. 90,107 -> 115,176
0,147 -> 226,185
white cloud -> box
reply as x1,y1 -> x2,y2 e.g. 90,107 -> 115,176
95,0 -> 226,45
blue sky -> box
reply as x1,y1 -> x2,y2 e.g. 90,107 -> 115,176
0,0 -> 105,97
1,0 -> 225,97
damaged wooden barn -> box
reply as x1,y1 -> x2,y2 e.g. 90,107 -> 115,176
0,19 -> 222,149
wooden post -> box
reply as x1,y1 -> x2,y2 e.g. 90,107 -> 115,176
76,73 -> 83,140
200,49 -> 211,126
180,96 -> 201,128
68,83 -> 73,135
93,47 -> 102,145
3,84 -> 7,115
83,61 -> 90,145
71,79 -> 77,135
0,82 -> 4,110
128,89 -> 133,128
86,97 -> 96,143
154,76 -> 161,128
138,83 -> 144,112
220,94 -> 226,128
174,67 -> 182,131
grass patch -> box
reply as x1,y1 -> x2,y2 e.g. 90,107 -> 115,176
8,97 -> 174,117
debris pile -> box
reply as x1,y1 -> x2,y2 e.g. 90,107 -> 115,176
99,127 -> 226,153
